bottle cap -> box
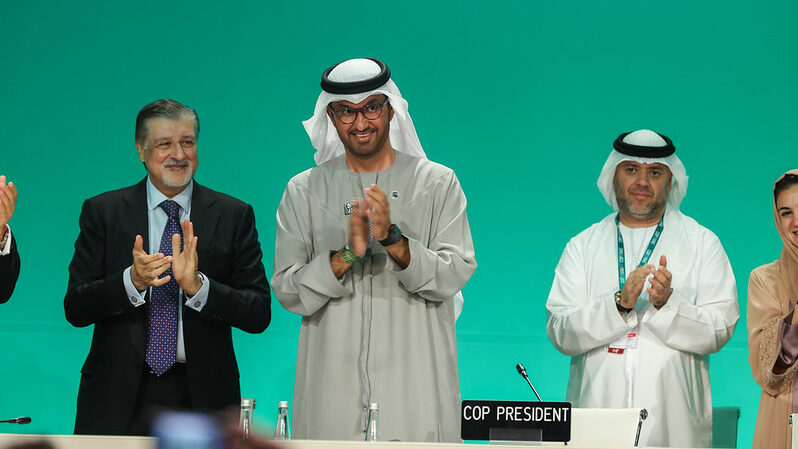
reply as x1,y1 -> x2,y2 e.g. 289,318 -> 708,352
279,400 -> 289,408
369,402 -> 378,410
241,398 -> 255,409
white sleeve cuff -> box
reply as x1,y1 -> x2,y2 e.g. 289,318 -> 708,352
0,225 -> 10,256
184,272 -> 209,311
123,266 -> 147,307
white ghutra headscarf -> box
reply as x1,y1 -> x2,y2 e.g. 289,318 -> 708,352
302,58 -> 427,165
597,129 -> 689,211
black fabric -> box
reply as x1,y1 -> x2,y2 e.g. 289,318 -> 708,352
613,131 -> 675,157
65,178 -> 271,435
321,58 -> 391,94
0,232 -> 19,303
127,364 -> 191,436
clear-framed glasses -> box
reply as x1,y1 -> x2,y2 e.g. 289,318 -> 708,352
329,99 -> 390,124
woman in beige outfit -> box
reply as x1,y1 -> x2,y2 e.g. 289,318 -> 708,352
749,170 -> 798,449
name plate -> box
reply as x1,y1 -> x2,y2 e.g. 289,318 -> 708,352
461,400 -> 572,442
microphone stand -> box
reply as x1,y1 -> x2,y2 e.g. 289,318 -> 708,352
0,417 -> 31,424
516,363 -> 542,401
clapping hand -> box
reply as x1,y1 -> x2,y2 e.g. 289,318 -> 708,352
130,235 -> 172,291
648,255 -> 672,308
171,219 -> 201,296
0,175 -> 18,237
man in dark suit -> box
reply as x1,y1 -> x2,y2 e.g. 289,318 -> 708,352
64,99 -> 271,435
0,174 -> 19,303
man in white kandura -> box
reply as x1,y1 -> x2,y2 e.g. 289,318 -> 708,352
545,129 -> 739,447
272,58 -> 476,442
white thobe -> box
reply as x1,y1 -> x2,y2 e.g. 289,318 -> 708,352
546,209 -> 739,447
272,152 -> 476,442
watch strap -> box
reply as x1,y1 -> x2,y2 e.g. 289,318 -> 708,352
379,224 -> 403,246
614,290 -> 633,313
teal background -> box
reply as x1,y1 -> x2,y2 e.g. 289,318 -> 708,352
0,1 -> 794,446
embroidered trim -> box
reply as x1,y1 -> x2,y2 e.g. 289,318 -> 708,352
761,316 -> 798,391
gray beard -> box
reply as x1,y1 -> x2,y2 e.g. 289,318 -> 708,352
163,176 -> 192,188
616,193 -> 667,221
161,163 -> 193,188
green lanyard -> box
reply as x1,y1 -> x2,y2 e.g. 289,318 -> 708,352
616,215 -> 664,291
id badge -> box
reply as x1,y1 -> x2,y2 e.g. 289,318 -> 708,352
606,326 -> 640,354
625,329 -> 639,349
607,346 -> 625,354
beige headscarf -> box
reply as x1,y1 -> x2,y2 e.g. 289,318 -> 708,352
773,169 -> 798,300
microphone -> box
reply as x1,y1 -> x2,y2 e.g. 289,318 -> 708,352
516,363 -> 542,401
0,416 -> 31,424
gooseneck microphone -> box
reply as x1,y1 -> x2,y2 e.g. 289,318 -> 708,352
516,363 -> 542,401
0,416 -> 31,424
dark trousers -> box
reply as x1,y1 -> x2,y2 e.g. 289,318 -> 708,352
127,363 -> 190,436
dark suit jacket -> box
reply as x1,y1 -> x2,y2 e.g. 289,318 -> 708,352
64,179 -> 271,435
0,230 -> 19,303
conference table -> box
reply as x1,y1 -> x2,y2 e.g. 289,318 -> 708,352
0,407 -> 663,448
0,435 -> 702,449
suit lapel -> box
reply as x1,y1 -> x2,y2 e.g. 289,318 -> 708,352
117,178 -> 150,356
190,182 -> 220,267
120,178 -> 150,253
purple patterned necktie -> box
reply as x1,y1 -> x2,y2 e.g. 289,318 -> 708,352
145,199 -> 183,376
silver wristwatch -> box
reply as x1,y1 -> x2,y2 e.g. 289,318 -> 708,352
614,290 -> 633,313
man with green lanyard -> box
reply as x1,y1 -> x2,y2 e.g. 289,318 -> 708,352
545,129 -> 739,447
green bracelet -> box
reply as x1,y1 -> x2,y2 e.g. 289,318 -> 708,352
342,244 -> 360,264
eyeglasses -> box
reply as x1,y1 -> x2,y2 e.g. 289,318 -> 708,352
329,99 -> 390,124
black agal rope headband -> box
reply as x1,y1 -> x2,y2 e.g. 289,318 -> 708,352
321,58 -> 391,94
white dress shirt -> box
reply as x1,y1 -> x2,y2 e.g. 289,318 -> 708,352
122,178 -> 210,362
0,225 -> 11,256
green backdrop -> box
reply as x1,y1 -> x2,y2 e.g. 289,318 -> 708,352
1,1 -> 795,446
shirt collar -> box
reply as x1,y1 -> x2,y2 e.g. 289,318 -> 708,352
146,177 -> 193,213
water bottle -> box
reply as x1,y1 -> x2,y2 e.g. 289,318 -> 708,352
239,398 -> 256,439
365,402 -> 380,441
274,400 -> 291,440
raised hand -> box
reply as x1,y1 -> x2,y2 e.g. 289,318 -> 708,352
348,198 -> 371,257
364,184 -> 391,241
648,255 -> 673,308
619,264 -> 654,310
130,235 -> 172,291
0,175 -> 18,234
172,219 -> 201,296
